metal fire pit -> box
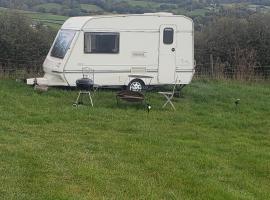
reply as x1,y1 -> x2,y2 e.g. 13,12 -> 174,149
116,90 -> 145,103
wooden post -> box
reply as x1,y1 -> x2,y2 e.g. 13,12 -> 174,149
210,54 -> 214,78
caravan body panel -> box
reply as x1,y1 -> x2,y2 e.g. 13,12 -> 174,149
30,13 -> 194,87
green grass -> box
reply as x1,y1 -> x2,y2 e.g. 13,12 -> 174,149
0,6 -> 7,11
0,79 -> 269,199
188,8 -> 209,16
127,0 -> 162,8
0,7 -> 67,29
22,11 -> 67,29
33,3 -> 64,12
248,4 -> 270,13
80,4 -> 104,12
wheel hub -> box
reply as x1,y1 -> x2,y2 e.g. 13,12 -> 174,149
130,82 -> 142,91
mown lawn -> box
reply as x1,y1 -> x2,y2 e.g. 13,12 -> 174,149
0,79 -> 269,199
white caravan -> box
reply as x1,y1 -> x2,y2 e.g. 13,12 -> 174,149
27,12 -> 195,90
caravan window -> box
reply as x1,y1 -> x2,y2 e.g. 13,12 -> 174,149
163,28 -> 174,44
51,30 -> 76,59
84,32 -> 119,54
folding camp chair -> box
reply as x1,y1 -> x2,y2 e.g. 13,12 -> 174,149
158,78 -> 179,111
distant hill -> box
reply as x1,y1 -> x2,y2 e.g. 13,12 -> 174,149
0,0 -> 269,17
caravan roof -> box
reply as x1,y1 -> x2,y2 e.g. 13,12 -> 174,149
61,13 -> 193,31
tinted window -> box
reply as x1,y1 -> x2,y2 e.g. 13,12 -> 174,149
84,32 -> 119,54
163,28 -> 174,44
51,30 -> 76,59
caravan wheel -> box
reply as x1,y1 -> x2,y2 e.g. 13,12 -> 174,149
128,79 -> 145,91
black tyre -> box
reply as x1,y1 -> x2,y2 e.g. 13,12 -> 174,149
127,79 -> 145,91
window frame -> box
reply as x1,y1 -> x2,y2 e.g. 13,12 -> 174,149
50,30 -> 76,59
84,32 -> 120,54
163,28 -> 174,45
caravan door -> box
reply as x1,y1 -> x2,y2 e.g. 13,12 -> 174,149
158,25 -> 177,83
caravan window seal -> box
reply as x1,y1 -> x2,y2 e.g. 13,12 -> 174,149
50,30 -> 76,59
84,32 -> 120,54
163,28 -> 174,45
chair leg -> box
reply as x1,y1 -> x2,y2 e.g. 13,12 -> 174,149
162,95 -> 170,108
162,95 -> 176,110
168,100 -> 176,110
162,100 -> 169,108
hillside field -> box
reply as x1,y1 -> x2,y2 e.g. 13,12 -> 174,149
0,79 -> 269,199
0,7 -> 67,29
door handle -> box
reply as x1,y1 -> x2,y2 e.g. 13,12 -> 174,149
171,48 -> 175,52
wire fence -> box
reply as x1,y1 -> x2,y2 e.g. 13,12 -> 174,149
0,59 -> 269,81
194,50 -> 270,81
0,59 -> 43,79
194,63 -> 270,81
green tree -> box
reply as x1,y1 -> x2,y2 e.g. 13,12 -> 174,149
0,11 -> 56,64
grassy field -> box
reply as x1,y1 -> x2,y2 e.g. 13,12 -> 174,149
26,12 -> 67,29
128,0 -> 162,8
0,7 -> 67,29
33,3 -> 64,12
80,4 -> 104,12
0,3 -> 209,30
0,79 -> 269,199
